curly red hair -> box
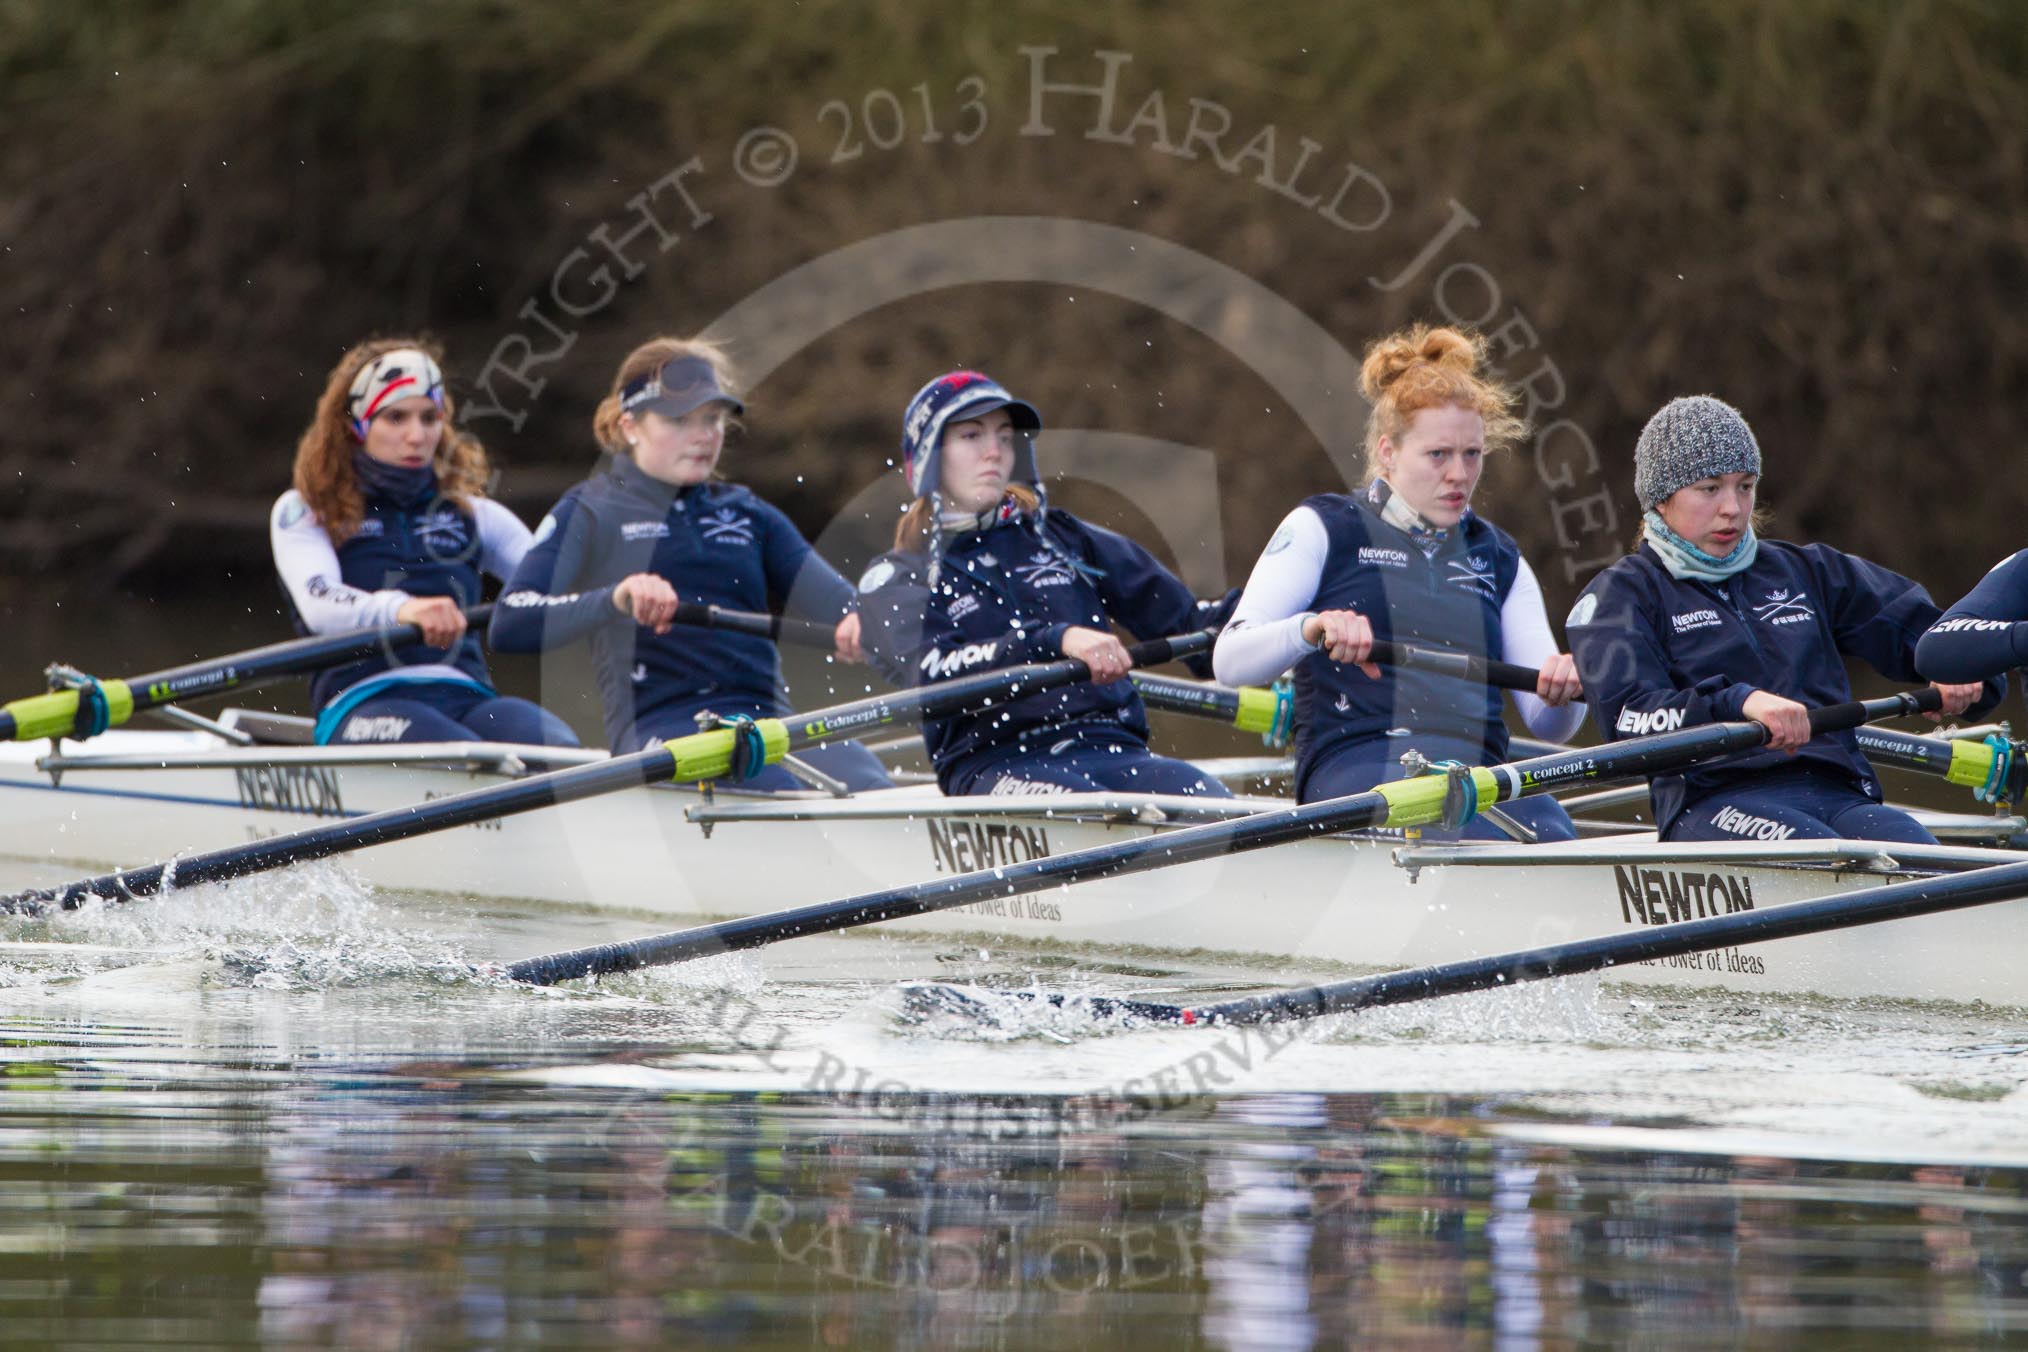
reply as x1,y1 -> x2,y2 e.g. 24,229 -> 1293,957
291,336 -> 493,543
1360,324 -> 1524,479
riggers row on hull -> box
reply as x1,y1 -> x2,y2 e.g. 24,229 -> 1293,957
2,726 -> 2025,1006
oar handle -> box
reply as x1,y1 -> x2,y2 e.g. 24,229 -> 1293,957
670,602 -> 836,648
1364,640 -> 1541,693
1806,687 -> 1939,736
1126,631 -> 1212,668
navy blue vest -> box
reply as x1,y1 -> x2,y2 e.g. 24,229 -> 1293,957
1293,493 -> 1520,793
490,457 -> 855,752
295,492 -> 491,710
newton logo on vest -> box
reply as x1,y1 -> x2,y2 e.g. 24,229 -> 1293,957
1357,545 -> 1410,568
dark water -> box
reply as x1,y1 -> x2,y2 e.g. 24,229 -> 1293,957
5,1041 -> 2028,1350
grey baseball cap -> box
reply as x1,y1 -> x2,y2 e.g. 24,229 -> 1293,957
620,354 -> 744,420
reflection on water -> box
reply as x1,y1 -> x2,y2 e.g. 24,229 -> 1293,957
3,1036 -> 2028,1348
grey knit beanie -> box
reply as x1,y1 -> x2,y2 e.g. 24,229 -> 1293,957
1633,395 -> 1762,511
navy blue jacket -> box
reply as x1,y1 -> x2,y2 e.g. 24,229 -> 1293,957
1568,539 -> 2003,834
857,509 -> 1230,790
490,457 -> 856,751
1291,492 -> 1522,793
1917,550 -> 2028,682
287,493 -> 493,712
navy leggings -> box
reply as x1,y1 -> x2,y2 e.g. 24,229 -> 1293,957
1299,733 -> 1578,843
634,700 -> 893,794
330,685 -> 579,747
1667,768 -> 1935,845
953,728 -> 1231,799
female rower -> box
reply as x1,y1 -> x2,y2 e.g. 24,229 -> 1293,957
271,338 -> 578,748
1567,394 -> 1995,843
1916,553 -> 2028,685
1212,324 -> 1585,840
490,337 -> 890,793
857,370 -> 1236,797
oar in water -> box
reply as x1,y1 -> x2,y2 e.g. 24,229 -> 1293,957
2,630 -> 1215,915
0,604 -> 495,743
949,853 -> 2028,1029
501,690 -> 1935,986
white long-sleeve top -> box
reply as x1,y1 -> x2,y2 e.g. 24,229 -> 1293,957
270,490 -> 535,692
1212,505 -> 1586,743
270,490 -> 534,632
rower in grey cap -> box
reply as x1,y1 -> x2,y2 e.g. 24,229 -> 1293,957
491,335 -> 892,791
1565,394 -> 1996,844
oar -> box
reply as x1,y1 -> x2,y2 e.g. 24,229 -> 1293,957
1130,639 -> 1551,742
0,604 -> 495,743
2,630 -> 1214,915
501,690 -> 1936,986
1855,725 -> 2024,806
970,854 -> 2028,1028
1356,640 -> 1545,691
1127,672 -> 1290,741
671,602 -> 836,647
683,608 -> 1293,740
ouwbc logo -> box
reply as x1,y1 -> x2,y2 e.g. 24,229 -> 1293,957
701,508 -> 756,546
1751,589 -> 1815,625
1012,552 -> 1076,587
1445,553 -> 1497,593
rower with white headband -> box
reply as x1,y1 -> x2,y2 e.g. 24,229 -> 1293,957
269,338 -> 578,747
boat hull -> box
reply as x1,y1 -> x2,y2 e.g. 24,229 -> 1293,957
1,732 -> 2023,1006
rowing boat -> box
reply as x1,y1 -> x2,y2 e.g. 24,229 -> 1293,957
4,709 -> 2026,1006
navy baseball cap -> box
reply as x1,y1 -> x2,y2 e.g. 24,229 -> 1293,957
621,354 -> 745,420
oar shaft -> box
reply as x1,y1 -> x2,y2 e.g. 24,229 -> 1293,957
1128,672 -> 1287,736
0,604 -> 495,742
1179,857 -> 2028,1027
505,689 -> 1934,986
1854,724 -> 2008,795
20,748 -> 678,911
504,791 -> 1396,985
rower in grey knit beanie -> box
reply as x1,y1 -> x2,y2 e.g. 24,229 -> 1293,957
1632,395 -> 1763,511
